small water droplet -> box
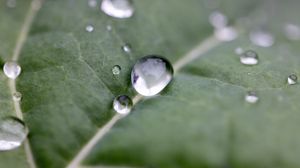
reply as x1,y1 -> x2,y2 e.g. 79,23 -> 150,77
245,91 -> 259,104
284,23 -> 300,41
0,117 -> 28,151
240,50 -> 259,65
250,30 -> 274,47
131,55 -> 173,96
113,95 -> 133,115
209,11 -> 228,29
101,0 -> 134,19
235,47 -> 244,55
88,0 -> 97,8
106,25 -> 112,31
122,44 -> 131,53
6,0 -> 16,8
214,27 -> 238,41
287,74 -> 297,85
85,25 -> 94,32
13,92 -> 22,101
112,65 -> 121,75
3,61 -> 21,79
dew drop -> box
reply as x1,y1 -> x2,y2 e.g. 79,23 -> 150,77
122,44 -> 131,53
113,95 -> 133,115
13,92 -> 22,101
101,0 -> 134,19
250,30 -> 274,47
214,26 -> 238,41
3,61 -> 21,79
106,25 -> 112,31
88,0 -> 97,8
6,0 -> 16,8
287,74 -> 297,85
240,50 -> 259,65
85,25 -> 94,32
112,65 -> 121,75
131,55 -> 173,96
0,117 -> 28,151
235,47 -> 244,55
284,23 -> 300,41
245,91 -> 259,104
209,11 -> 228,29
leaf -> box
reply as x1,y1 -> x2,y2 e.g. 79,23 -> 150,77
0,0 -> 300,168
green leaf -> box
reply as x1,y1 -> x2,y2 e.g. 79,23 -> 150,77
1,0 -> 300,168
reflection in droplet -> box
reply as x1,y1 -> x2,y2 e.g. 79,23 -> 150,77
214,27 -> 238,41
0,117 -> 28,151
88,0 -> 97,8
209,11 -> 228,29
131,55 -> 173,96
250,30 -> 274,47
101,0 -> 134,19
284,23 -> 300,41
85,25 -> 94,32
240,50 -> 259,65
287,74 -> 297,85
112,65 -> 121,75
3,61 -> 21,79
122,44 -> 131,53
113,95 -> 133,115
13,92 -> 22,101
245,91 -> 259,104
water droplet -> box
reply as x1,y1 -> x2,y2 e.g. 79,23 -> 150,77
0,117 -> 28,151
131,55 -> 173,96
209,11 -> 228,29
250,30 -> 274,47
6,0 -> 16,8
235,47 -> 244,55
214,27 -> 238,41
113,95 -> 133,115
85,25 -> 94,32
88,0 -> 97,8
13,92 -> 22,101
284,23 -> 300,41
122,44 -> 131,53
106,25 -> 112,31
240,50 -> 259,65
287,74 -> 297,85
3,61 -> 21,79
112,65 -> 121,75
245,91 -> 259,104
101,0 -> 134,19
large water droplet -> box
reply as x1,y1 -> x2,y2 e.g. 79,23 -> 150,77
3,61 -> 21,79
106,25 -> 112,31
284,23 -> 300,41
85,25 -> 94,32
122,43 -> 131,53
245,91 -> 259,104
131,55 -> 173,96
240,50 -> 259,65
209,11 -> 228,29
113,95 -> 133,115
112,65 -> 121,75
13,92 -> 22,101
250,30 -> 274,47
0,117 -> 28,151
214,26 -> 238,41
101,0 -> 134,19
287,74 -> 297,85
